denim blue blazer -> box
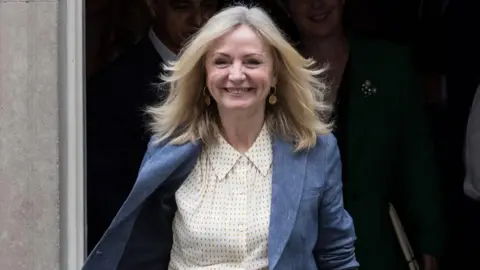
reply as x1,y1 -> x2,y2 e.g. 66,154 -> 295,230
82,133 -> 359,270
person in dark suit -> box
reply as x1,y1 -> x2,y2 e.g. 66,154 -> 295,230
275,0 -> 446,269
86,0 -> 222,252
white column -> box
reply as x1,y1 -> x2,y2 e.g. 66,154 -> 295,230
0,0 -> 85,269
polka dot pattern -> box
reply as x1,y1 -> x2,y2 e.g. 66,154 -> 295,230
168,125 -> 273,270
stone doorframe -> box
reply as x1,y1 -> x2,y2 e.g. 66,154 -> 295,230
59,0 -> 86,268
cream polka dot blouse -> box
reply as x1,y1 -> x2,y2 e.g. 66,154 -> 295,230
168,125 -> 273,270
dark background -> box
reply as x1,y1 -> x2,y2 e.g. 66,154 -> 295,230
85,0 -> 480,268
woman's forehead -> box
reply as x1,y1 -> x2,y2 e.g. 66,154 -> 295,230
206,26 -> 272,57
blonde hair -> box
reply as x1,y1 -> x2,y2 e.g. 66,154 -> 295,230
147,4 -> 332,151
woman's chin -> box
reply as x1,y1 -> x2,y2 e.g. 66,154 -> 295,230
218,100 -> 258,112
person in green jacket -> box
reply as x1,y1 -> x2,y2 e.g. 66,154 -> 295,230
275,0 -> 446,269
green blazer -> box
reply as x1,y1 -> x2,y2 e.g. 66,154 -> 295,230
341,37 -> 446,270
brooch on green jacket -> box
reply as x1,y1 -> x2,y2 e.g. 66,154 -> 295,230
361,80 -> 377,97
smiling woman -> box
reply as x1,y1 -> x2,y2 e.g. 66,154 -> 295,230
82,4 -> 358,270
205,24 -> 274,111
203,24 -> 277,151
149,5 -> 333,151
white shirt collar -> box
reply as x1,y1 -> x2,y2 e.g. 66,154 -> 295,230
148,28 -> 177,63
207,124 -> 272,179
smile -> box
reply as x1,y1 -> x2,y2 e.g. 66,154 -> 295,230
224,88 -> 254,94
309,11 -> 331,22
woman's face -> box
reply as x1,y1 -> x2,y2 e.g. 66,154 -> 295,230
204,25 -> 277,116
287,0 -> 344,39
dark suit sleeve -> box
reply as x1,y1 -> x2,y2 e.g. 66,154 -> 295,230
314,134 -> 359,270
395,47 -> 446,257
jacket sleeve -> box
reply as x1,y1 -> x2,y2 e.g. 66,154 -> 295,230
395,47 -> 446,257
314,134 -> 359,270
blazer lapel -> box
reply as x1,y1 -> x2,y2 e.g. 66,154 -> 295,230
110,141 -> 202,229
268,137 -> 308,269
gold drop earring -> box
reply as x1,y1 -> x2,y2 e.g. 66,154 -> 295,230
269,86 -> 277,105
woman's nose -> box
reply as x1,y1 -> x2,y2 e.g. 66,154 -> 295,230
228,64 -> 246,81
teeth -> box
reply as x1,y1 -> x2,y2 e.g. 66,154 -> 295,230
226,88 -> 250,93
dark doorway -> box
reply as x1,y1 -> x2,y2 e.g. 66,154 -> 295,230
84,1 -> 480,269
